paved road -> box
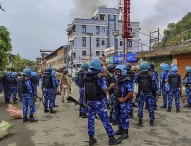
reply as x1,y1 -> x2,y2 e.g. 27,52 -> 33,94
0,83 -> 191,146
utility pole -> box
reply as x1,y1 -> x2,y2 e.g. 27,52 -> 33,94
149,28 -> 160,50
86,32 -> 93,61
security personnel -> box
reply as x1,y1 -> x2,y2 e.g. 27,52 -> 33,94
159,64 -> 170,108
167,65 -> 182,112
0,73 -> 3,92
105,64 -> 116,124
10,72 -> 18,104
20,68 -> 38,122
84,59 -> 121,146
149,64 -> 159,110
31,72 -> 39,101
114,64 -> 133,140
42,68 -> 56,113
3,72 -> 11,103
51,70 -> 59,107
125,63 -> 135,119
78,63 -> 89,118
60,69 -> 71,103
135,61 -> 158,127
183,66 -> 191,107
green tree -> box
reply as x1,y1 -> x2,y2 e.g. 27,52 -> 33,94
162,12 -> 191,47
0,26 -> 12,70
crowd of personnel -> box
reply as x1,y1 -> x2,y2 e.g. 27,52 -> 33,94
0,59 -> 191,146
0,68 -> 71,122
74,59 -> 191,146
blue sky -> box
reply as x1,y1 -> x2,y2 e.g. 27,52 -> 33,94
0,0 -> 190,60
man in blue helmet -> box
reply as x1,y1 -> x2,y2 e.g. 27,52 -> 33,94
9,72 -> 19,104
84,59 -> 121,146
41,68 -> 56,113
159,63 -> 170,108
2,72 -> 11,103
20,68 -> 38,122
77,63 -> 89,118
167,65 -> 182,112
105,64 -> 117,124
124,63 -> 137,119
183,66 -> 191,107
148,64 -> 159,110
31,72 -> 39,102
51,70 -> 59,107
135,61 -> 158,127
113,64 -> 133,141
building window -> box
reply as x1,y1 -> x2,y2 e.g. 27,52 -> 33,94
127,40 -> 132,47
82,37 -> 86,47
82,50 -> 86,56
96,38 -> 100,47
96,26 -> 100,34
73,52 -> 76,58
102,51 -> 105,56
96,51 -> 100,56
129,28 -> 132,32
101,39 -> 105,45
101,27 -> 105,33
82,25 -> 86,34
100,14 -> 105,20
120,41 -> 123,46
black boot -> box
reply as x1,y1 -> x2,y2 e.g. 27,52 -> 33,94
50,109 -> 57,113
112,119 -> 117,125
54,105 -> 58,107
118,129 -> 128,140
109,137 -> 121,145
82,114 -> 88,118
137,118 -> 143,127
29,115 -> 38,122
176,108 -> 180,113
129,111 -> 134,119
79,112 -> 82,117
114,126 -> 123,135
133,103 -> 138,107
160,105 -> 167,108
44,109 -> 49,113
184,104 -> 191,108
89,136 -> 97,146
150,120 -> 154,127
23,116 -> 29,122
167,108 -> 171,112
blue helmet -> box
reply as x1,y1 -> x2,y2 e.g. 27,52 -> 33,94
115,65 -> 127,75
81,63 -> 89,71
171,65 -> 178,72
31,72 -> 37,77
186,66 -> 191,73
11,72 -> 17,78
124,63 -> 132,71
149,64 -> 154,70
22,68 -> 31,76
5,72 -> 11,77
89,59 -> 103,71
162,64 -> 170,71
45,68 -> 52,74
140,61 -> 150,71
51,70 -> 56,76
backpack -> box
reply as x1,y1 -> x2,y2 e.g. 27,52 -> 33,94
169,74 -> 181,88
43,74 -> 53,88
31,77 -> 38,85
137,72 -> 153,93
84,73 -> 105,100
126,71 -> 135,82
19,77 -> 27,94
10,78 -> 17,86
78,73 -> 84,88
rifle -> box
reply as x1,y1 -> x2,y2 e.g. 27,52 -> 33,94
39,89 -> 44,102
66,96 -> 100,120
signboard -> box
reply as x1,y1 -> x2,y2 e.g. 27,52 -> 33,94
105,46 -> 115,55
113,52 -> 138,63
106,56 -> 113,64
